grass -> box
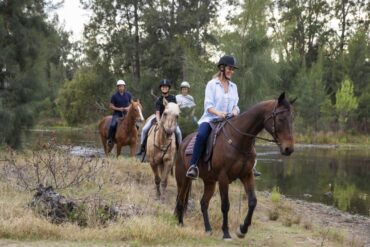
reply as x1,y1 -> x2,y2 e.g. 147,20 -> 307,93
0,150 -> 365,246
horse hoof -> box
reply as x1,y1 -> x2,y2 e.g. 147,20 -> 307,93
236,225 -> 246,239
205,230 -> 213,236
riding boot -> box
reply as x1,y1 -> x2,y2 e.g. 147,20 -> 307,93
107,125 -> 115,145
186,164 -> 199,180
136,136 -> 147,156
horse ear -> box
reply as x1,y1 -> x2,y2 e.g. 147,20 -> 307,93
290,97 -> 297,105
163,98 -> 168,106
278,92 -> 285,105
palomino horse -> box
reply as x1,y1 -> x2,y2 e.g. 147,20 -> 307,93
175,92 -> 295,240
147,99 -> 180,199
99,100 -> 144,157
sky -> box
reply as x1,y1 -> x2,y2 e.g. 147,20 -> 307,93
52,0 -> 90,41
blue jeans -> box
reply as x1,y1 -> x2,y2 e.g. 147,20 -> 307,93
190,122 -> 212,166
108,113 -> 123,141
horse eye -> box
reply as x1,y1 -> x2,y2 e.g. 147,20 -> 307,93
163,112 -> 167,116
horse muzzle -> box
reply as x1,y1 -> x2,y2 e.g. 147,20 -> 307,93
280,145 -> 294,156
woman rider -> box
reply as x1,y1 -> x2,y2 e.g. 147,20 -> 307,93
137,79 -> 182,156
186,55 -> 240,179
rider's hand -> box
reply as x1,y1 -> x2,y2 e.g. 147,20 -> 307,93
232,109 -> 238,117
217,111 -> 227,119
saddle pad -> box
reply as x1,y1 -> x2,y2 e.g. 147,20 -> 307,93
185,135 -> 197,155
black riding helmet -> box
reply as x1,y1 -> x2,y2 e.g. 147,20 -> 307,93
217,55 -> 238,69
159,79 -> 171,89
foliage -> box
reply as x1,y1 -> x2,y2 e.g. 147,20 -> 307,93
335,78 -> 359,130
0,0 -> 71,148
271,186 -> 281,203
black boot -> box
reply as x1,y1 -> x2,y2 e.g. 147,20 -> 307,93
186,165 -> 199,180
136,143 -> 145,156
107,125 -> 115,146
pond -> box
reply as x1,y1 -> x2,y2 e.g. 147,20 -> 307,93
25,128 -> 370,217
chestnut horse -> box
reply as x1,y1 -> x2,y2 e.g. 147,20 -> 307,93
147,100 -> 180,199
99,100 -> 144,157
174,93 -> 296,240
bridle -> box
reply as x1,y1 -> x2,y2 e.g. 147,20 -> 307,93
224,103 -> 292,145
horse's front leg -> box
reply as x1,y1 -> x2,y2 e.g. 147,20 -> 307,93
150,162 -> 161,199
218,174 -> 231,240
236,175 -> 257,238
116,142 -> 122,157
129,142 -> 136,157
200,181 -> 216,234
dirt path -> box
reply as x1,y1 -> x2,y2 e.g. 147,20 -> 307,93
285,197 -> 370,246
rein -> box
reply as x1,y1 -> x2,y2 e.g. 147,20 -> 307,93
153,123 -> 173,159
224,104 -> 291,148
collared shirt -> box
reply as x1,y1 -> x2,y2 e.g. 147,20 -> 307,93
111,91 -> 132,116
198,78 -> 240,124
176,94 -> 196,109
155,95 -> 177,116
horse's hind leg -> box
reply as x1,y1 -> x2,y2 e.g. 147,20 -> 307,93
236,175 -> 257,239
200,181 -> 216,234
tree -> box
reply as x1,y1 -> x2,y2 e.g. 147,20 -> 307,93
335,77 -> 358,130
0,0 -> 70,148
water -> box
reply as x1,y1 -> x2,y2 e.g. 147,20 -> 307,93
255,144 -> 370,216
25,129 -> 370,216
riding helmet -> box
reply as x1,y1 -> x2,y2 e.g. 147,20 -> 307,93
180,81 -> 190,89
217,55 -> 238,69
116,79 -> 126,86
159,79 -> 171,88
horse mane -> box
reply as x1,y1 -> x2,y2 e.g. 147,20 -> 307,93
238,97 -> 291,118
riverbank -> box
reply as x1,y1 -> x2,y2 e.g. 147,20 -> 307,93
0,151 -> 368,246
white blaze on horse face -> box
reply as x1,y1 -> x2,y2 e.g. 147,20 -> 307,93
137,104 -> 144,122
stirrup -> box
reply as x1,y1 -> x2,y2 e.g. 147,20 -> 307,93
186,165 -> 199,180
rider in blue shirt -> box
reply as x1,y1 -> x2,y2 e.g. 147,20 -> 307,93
107,79 -> 132,145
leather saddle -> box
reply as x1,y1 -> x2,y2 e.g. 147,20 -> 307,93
185,119 -> 228,164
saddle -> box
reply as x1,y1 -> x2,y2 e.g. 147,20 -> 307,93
185,119 -> 228,165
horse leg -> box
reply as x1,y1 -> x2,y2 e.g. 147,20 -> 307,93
236,175 -> 257,239
219,175 -> 231,240
200,181 -> 216,234
175,176 -> 192,226
160,160 -> 172,200
129,142 -> 136,157
150,163 -> 161,199
116,143 -> 122,157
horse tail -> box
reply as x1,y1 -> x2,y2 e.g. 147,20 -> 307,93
174,149 -> 192,223
174,177 -> 192,221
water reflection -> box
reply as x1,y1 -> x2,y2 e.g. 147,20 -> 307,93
256,144 -> 370,216
25,129 -> 370,216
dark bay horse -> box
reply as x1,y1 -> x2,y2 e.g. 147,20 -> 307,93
174,92 -> 295,240
99,100 -> 144,157
147,100 -> 180,199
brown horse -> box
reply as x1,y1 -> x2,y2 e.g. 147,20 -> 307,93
98,100 -> 144,157
174,92 -> 296,240
147,99 -> 180,199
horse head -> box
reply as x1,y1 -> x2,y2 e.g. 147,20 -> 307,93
264,92 -> 296,156
130,99 -> 145,122
160,98 -> 180,136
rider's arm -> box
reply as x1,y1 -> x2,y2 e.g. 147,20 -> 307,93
204,82 -> 226,118
156,110 -> 161,122
109,103 -> 124,112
